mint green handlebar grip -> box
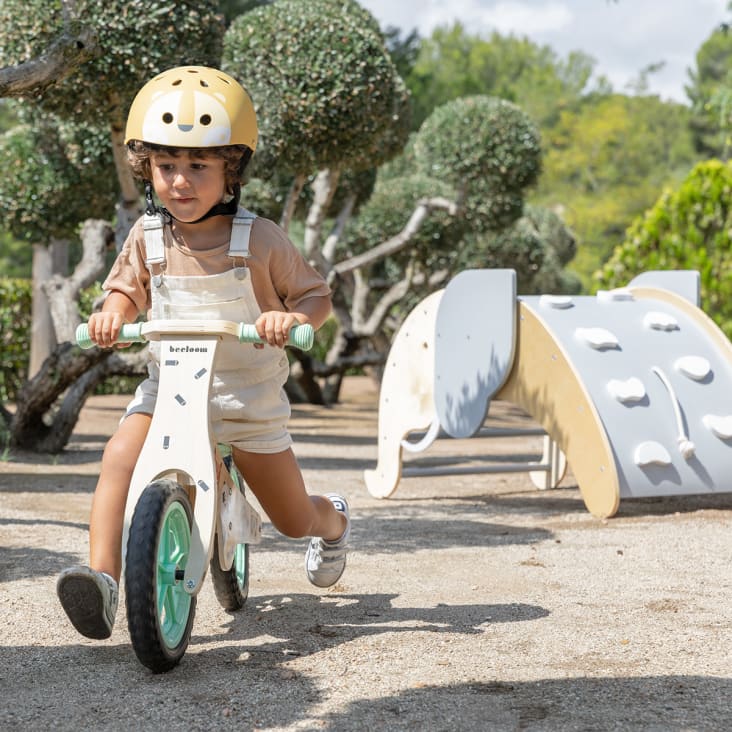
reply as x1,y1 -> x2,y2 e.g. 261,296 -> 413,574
238,323 -> 314,350
75,322 -> 145,349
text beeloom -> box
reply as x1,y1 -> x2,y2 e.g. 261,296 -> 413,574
168,345 -> 209,353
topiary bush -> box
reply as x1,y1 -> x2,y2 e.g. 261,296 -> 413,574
223,0 -> 411,177
596,159 -> 732,337
414,96 -> 542,231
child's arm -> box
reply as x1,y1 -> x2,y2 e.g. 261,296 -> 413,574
86,290 -> 140,348
255,294 -> 332,349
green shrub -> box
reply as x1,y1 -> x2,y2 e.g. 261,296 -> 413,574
0,278 -> 31,402
596,159 -> 732,338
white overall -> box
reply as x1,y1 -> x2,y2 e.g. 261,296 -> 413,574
124,207 -> 293,454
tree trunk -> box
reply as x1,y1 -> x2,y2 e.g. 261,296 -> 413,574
279,174 -> 306,234
29,245 -> 56,379
109,115 -> 143,251
9,344 -> 146,453
304,168 -> 340,270
1,217 -> 140,453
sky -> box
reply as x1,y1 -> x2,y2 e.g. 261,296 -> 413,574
358,0 -> 730,104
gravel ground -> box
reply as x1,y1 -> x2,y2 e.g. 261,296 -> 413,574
1,377 -> 731,731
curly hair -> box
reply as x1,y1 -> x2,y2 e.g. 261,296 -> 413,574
126,141 -> 252,193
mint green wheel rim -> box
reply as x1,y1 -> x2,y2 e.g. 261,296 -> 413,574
234,544 -> 247,589
156,501 -> 192,648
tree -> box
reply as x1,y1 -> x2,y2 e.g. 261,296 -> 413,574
686,26 -> 732,159
327,95 -> 542,381
404,23 -> 599,131
533,94 -> 696,288
223,0 -> 412,398
596,160 -> 732,338
0,0 -> 225,450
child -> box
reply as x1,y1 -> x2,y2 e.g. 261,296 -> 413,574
57,66 -> 350,640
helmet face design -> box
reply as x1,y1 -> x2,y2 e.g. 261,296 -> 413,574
125,66 -> 257,150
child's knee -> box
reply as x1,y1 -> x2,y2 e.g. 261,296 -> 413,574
101,431 -> 139,474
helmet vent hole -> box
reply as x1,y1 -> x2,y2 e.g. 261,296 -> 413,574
172,79 -> 182,86
200,80 -> 209,87
200,115 -> 212,126
162,113 -> 174,124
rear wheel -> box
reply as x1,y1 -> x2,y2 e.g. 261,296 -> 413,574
210,456 -> 250,611
210,539 -> 249,611
125,479 -> 196,673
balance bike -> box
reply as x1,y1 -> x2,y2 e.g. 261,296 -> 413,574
76,318 -> 313,672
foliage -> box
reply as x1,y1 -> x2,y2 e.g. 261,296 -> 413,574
0,230 -> 30,278
0,278 -> 31,402
0,100 -> 18,133
218,0 -> 272,27
686,26 -> 732,159
533,93 -> 696,287
0,0 -> 224,128
404,23 -> 599,131
222,0 -> 410,177
343,173 -> 463,271
0,113 -> 118,242
383,27 -> 422,84
414,95 -> 542,230
596,160 -> 732,337
458,204 -> 580,295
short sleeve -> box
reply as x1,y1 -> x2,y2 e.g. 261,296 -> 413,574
102,218 -> 151,314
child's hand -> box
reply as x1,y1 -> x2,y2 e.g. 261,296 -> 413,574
87,311 -> 129,349
254,311 -> 302,349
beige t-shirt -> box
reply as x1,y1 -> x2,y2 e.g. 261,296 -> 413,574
103,214 -> 331,316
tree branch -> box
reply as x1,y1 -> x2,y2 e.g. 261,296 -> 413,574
331,196 -> 459,276
361,266 -> 414,335
0,24 -> 99,98
322,192 -> 356,264
42,218 -> 114,343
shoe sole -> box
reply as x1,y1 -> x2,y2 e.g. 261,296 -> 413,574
57,574 -> 112,640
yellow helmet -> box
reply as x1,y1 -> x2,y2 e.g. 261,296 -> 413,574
124,66 -> 257,151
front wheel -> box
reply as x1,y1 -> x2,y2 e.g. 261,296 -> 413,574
125,479 -> 196,673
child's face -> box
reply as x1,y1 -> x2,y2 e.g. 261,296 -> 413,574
150,150 -> 227,223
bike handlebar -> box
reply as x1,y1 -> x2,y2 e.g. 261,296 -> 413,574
75,321 -> 314,351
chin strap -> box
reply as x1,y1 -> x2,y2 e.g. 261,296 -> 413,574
144,181 -> 241,223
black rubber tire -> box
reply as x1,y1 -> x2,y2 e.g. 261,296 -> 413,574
210,538 -> 249,611
125,479 -> 196,673
209,455 -> 250,611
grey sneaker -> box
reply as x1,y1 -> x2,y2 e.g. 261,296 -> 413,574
57,566 -> 118,639
305,494 -> 350,588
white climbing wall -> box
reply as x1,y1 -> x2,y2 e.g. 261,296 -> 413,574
519,271 -> 732,500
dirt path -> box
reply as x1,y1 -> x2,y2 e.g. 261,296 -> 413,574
1,377 -> 731,731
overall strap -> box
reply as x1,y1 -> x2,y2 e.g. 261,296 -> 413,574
142,213 -> 167,287
229,207 -> 257,265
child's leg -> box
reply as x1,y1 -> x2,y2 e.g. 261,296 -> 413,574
57,412 -> 151,638
231,447 -> 346,541
89,412 -> 152,582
